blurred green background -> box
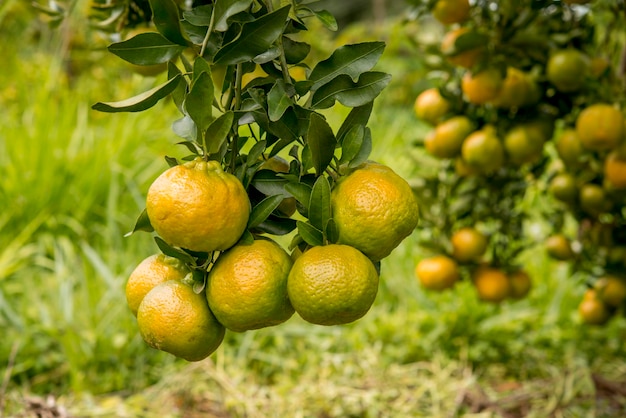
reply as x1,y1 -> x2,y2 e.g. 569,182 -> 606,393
1,1 -> 625,416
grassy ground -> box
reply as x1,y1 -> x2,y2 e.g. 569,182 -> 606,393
2,7 -> 626,418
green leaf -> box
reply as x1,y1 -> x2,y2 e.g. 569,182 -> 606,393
338,124 -> 364,165
268,79 -> 292,122
182,4 -> 213,26
108,32 -> 185,65
326,218 -> 339,244
296,221 -> 324,247
124,209 -> 154,237
237,230 -> 255,245
451,31 -> 490,55
254,217 -> 297,236
214,5 -> 290,65
307,113 -> 336,176
247,140 -> 267,164
149,0 -> 190,46
337,102 -> 373,142
248,195 -> 284,228
349,127 -> 372,168
205,111 -> 234,154
308,42 -> 385,91
154,236 -> 196,265
308,175 -> 332,233
311,71 -> 391,109
252,170 -> 290,197
186,71 -> 214,133
192,270 -> 207,294
169,62 -> 186,113
192,57 -> 212,82
310,9 -> 338,31
282,36 -> 311,64
92,75 -> 181,113
285,182 -> 312,208
214,0 -> 254,32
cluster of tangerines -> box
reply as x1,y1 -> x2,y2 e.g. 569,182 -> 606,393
124,157 -> 418,361
411,0 -> 626,321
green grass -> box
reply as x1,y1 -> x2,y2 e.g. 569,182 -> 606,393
2,10 -> 626,418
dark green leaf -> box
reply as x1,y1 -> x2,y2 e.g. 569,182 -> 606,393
149,0 -> 190,46
307,113 -> 336,176
186,71 -> 214,133
285,182 -> 312,208
308,175 -> 332,233
154,236 -> 196,264
296,221 -> 324,247
268,79 -> 292,122
248,195 -> 284,228
308,42 -> 385,91
192,270 -> 207,293
192,57 -> 212,82
214,0 -> 254,31
326,218 -> 339,243
108,32 -> 185,65
254,217 -> 297,235
282,36 -> 311,64
237,230 -> 255,245
124,208 -> 154,237
182,4 -> 212,26
311,9 -> 337,31
252,170 -> 290,197
311,71 -> 391,109
214,5 -> 290,65
247,140 -> 267,164
205,111 -> 234,154
349,127 -> 372,168
169,62 -> 186,113
253,46 -> 281,64
337,102 -> 373,141
339,124 -> 364,165
165,156 -> 179,167
92,75 -> 181,112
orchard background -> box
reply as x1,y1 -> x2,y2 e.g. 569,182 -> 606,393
1,0 -> 626,416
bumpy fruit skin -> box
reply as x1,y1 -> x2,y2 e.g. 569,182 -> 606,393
125,254 -> 190,316
137,280 -> 225,362
451,227 -> 488,263
415,255 -> 460,291
331,162 -> 419,262
287,244 -> 379,326
207,238 -> 294,332
576,104 -> 625,151
146,158 -> 250,253
472,267 -> 511,303
546,49 -> 590,93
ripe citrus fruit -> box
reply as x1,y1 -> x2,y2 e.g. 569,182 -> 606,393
545,234 -> 574,261
576,104 -> 624,151
451,227 -> 488,263
414,88 -> 451,125
509,270 -> 532,299
206,238 -> 294,332
461,126 -> 504,174
594,276 -> 626,308
426,116 -> 475,159
331,162 -> 419,262
493,67 -> 540,109
432,0 -> 470,24
146,158 -> 250,253
604,151 -> 626,190
461,68 -> 503,105
549,173 -> 577,203
415,255 -> 460,291
546,48 -> 590,92
137,280 -> 225,361
440,27 -> 482,69
545,234 -> 574,260
125,254 -> 190,316
287,244 -> 379,326
259,156 -> 297,216
472,266 -> 511,303
555,129 -> 585,168
578,290 -> 611,325
503,124 -> 545,166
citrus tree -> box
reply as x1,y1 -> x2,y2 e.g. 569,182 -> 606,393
49,0 -> 421,361
407,0 -> 626,320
